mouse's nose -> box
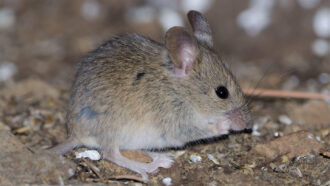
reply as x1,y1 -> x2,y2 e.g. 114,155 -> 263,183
226,107 -> 252,131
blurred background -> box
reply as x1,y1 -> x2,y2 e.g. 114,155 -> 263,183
0,0 -> 329,93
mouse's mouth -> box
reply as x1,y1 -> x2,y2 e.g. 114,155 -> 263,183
225,107 -> 253,131
207,107 -> 252,135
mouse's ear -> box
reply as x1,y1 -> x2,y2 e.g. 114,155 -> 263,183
165,26 -> 199,77
187,10 -> 213,48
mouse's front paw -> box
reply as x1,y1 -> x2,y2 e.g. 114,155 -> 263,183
147,152 -> 175,169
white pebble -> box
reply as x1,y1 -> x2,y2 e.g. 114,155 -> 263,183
296,167 -> 303,177
313,8 -> 330,38
279,164 -> 286,170
174,150 -> 186,158
274,132 -> 283,137
278,115 -> 292,125
309,154 -> 315,159
67,168 -> 74,177
297,155 -> 308,160
315,136 -> 321,141
207,154 -> 219,165
312,39 -> 329,57
252,124 -> 261,136
307,133 -> 314,139
190,154 -> 202,162
75,150 -> 101,161
0,8 -> 15,29
0,62 -> 17,82
162,177 -> 172,186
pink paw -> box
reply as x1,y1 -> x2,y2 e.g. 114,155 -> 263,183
146,152 -> 174,171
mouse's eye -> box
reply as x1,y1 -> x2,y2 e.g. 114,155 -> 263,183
215,86 -> 229,99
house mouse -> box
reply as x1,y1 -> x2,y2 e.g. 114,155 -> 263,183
50,10 -> 253,181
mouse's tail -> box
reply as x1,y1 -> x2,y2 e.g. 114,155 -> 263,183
48,138 -> 79,155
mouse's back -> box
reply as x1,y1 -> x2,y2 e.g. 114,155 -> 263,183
65,10 -> 252,151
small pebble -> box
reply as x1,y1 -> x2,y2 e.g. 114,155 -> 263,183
296,156 -> 306,161
175,150 -> 185,158
315,136 -> 321,141
190,154 -> 202,162
281,155 -> 289,163
279,164 -> 286,170
296,167 -> 303,177
269,163 -> 277,170
207,154 -> 219,165
278,115 -> 292,125
67,168 -> 74,177
274,132 -> 284,137
252,124 -> 261,136
162,177 -> 172,186
75,150 -> 101,161
309,154 -> 315,159
307,133 -> 314,139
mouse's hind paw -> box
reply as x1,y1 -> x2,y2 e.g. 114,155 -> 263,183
146,152 -> 175,169
103,150 -> 174,182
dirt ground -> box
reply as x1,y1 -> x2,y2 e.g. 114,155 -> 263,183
0,1 -> 329,185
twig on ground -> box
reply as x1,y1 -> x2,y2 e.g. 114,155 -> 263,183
108,175 -> 146,183
243,88 -> 330,100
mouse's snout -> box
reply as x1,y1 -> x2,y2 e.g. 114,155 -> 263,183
226,107 -> 253,131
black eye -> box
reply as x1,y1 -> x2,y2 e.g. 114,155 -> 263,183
215,86 -> 229,99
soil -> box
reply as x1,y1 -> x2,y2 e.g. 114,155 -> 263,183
0,1 -> 329,185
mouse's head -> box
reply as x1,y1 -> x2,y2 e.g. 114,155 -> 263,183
165,10 -> 252,136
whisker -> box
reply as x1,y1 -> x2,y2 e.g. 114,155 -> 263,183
245,63 -> 272,105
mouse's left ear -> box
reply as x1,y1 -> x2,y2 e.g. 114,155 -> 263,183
165,26 -> 199,77
187,10 -> 213,48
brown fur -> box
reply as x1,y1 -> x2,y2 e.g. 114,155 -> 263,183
51,10 -> 252,181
